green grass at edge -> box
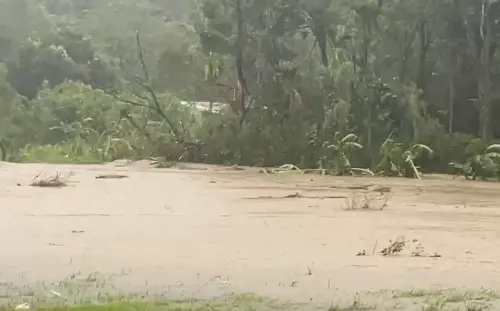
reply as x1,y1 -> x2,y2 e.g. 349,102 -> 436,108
19,157 -> 105,164
7,289 -> 500,311
34,294 -> 286,311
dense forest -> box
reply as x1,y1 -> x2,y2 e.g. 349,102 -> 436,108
1,0 -> 500,179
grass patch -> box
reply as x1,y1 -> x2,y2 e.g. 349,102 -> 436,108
328,301 -> 374,311
4,290 -> 500,311
0,275 -> 285,311
17,295 -> 284,311
3,274 -> 500,311
19,144 -> 105,164
392,288 -> 500,301
389,288 -> 500,311
324,288 -> 500,310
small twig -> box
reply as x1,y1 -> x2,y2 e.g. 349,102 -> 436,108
372,240 -> 378,255
136,30 -> 150,82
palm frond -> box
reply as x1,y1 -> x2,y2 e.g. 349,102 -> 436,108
276,164 -> 303,173
341,154 -> 351,168
478,155 -> 497,169
485,144 -> 500,153
333,132 -> 341,143
379,138 -> 397,156
350,168 -> 375,176
411,144 -> 433,159
380,137 -> 394,149
404,156 -> 421,179
449,161 -> 464,169
344,142 -> 363,149
412,144 -> 433,154
341,133 -> 358,143
403,150 -> 413,161
486,152 -> 500,159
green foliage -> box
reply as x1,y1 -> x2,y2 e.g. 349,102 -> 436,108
403,144 -> 434,179
420,133 -> 488,173
30,82 -> 118,143
377,138 -> 405,177
449,144 -> 500,181
0,139 -> 6,161
324,132 -> 364,175
19,144 -> 104,164
6,35 -> 117,99
377,137 -> 433,178
1,0 -> 500,182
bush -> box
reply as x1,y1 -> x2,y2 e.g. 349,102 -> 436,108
418,133 -> 491,174
19,144 -> 104,164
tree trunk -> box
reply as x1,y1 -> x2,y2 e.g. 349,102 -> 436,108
478,83 -> 491,140
416,20 -> 430,91
478,0 -> 492,140
448,76 -> 454,134
367,101 -> 372,151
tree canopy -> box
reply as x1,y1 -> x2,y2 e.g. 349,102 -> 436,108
1,0 -> 500,178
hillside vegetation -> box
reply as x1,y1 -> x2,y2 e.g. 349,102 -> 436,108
1,0 -> 500,179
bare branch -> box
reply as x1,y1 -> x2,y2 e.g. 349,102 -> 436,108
120,64 -> 148,88
128,33 -> 184,142
106,31 -> 194,156
109,86 -> 183,143
123,85 -> 151,104
104,90 -> 155,111
114,31 -> 184,144
120,109 -> 153,142
136,30 -> 150,82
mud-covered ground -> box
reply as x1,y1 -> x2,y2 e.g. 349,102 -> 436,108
1,161 -> 500,309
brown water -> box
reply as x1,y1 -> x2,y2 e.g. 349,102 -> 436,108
1,161 -> 500,307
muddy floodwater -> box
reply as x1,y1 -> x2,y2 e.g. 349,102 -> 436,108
1,161 -> 500,307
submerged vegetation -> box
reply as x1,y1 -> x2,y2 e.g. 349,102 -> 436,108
1,0 -> 500,179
